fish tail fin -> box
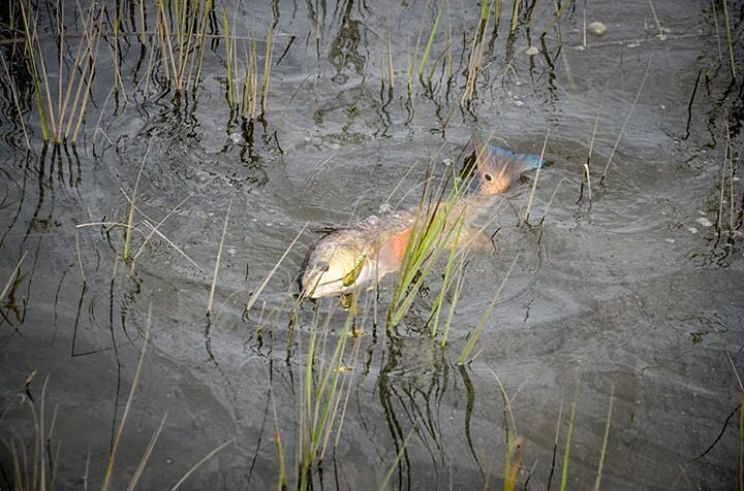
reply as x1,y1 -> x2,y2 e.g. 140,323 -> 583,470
472,132 -> 545,196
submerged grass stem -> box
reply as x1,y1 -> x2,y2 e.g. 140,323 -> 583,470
101,304 -> 152,491
461,0 -> 491,105
523,129 -> 550,223
207,200 -> 231,315
457,252 -> 520,365
594,387 -> 615,491
560,398 -> 578,491
19,0 -> 102,144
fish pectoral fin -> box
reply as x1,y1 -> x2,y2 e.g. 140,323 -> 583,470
462,227 -> 496,251
342,254 -> 367,287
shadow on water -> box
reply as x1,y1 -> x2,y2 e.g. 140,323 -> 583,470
1,0 -> 744,489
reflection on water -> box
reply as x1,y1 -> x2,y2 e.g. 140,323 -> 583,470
1,0 -> 743,489
328,1 -> 366,86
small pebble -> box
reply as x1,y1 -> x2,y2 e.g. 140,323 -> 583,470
627,41 -> 640,48
379,203 -> 392,214
525,46 -> 540,56
587,21 -> 608,37
514,100 -> 524,107
688,227 -> 699,234
227,247 -> 237,256
664,238 -> 675,244
229,132 -> 244,143
441,158 -> 453,166
695,217 -> 713,228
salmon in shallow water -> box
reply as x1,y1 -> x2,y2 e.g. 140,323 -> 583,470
300,134 -> 544,299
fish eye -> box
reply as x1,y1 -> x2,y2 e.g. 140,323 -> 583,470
484,173 -> 493,181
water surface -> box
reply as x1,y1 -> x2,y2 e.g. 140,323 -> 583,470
1,0 -> 743,489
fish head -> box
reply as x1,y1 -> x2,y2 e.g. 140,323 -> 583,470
472,133 -> 542,195
472,134 -> 514,195
300,234 -> 374,299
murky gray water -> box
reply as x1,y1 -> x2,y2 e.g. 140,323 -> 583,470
1,0 -> 743,489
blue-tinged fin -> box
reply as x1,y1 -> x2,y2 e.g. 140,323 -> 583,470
485,142 -> 546,170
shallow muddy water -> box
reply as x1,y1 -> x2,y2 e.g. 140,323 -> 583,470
1,0 -> 743,489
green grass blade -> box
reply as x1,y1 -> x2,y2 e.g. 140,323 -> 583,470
378,428 -> 415,491
560,398 -> 578,491
102,304 -> 153,491
207,200 -> 231,315
594,387 -> 614,491
739,392 -> 744,491
418,9 -> 442,77
457,252 -> 520,365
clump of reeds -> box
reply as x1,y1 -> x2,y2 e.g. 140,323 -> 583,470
272,299 -> 362,490
403,2 -> 454,97
415,8 -> 443,90
18,0 -> 102,145
461,0 -> 493,105
239,230 -> 361,489
154,0 -> 213,94
492,374 -> 523,491
486,380 -> 615,490
386,166 -> 471,332
715,121 -> 743,241
223,8 -> 274,120
429,241 -> 469,346
0,374 -> 57,490
721,0 -> 737,78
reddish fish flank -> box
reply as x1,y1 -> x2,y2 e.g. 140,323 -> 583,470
388,227 -> 413,262
376,227 -> 413,273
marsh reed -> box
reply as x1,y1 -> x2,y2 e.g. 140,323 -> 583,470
154,0 -> 213,94
224,7 -> 274,121
461,0 -> 492,105
18,0 -> 102,144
